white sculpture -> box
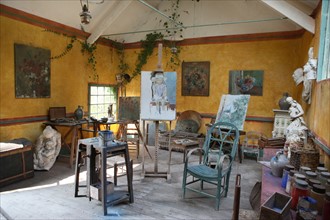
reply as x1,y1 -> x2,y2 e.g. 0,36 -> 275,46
285,97 -> 308,146
292,47 -> 317,104
33,126 -> 61,170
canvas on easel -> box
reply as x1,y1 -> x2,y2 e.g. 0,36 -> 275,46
140,71 -> 177,121
215,94 -> 250,131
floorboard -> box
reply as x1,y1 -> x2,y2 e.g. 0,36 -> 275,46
0,146 -> 261,219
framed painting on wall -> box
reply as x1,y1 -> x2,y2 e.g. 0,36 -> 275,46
229,70 -> 264,96
140,71 -> 177,121
182,61 -> 210,96
14,43 -> 51,98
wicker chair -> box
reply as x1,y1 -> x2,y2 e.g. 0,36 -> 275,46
182,122 -> 239,210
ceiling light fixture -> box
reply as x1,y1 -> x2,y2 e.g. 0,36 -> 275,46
80,0 -> 92,25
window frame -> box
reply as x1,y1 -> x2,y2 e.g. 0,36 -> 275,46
317,0 -> 330,81
88,83 -> 118,120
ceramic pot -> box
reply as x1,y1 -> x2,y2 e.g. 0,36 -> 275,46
98,130 -> 114,146
270,151 -> 289,177
278,93 -> 290,110
74,105 -> 83,120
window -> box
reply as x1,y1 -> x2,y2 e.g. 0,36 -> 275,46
88,84 -> 117,119
317,1 -> 330,80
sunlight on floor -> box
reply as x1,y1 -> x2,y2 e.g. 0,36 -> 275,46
1,162 -> 141,195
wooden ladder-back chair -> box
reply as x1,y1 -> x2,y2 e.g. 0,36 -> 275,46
242,131 -> 267,162
182,121 -> 240,210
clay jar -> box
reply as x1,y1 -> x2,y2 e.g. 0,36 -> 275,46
74,105 -> 84,120
270,151 -> 289,177
278,92 -> 290,110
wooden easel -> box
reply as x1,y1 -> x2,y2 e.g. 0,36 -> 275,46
141,120 -> 171,180
141,43 -> 172,181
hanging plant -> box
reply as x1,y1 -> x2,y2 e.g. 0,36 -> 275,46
131,32 -> 164,79
80,40 -> 98,81
44,29 -> 99,81
113,32 -> 163,85
43,30 -> 77,59
113,40 -> 130,75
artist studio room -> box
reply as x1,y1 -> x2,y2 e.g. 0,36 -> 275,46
0,1 -> 329,219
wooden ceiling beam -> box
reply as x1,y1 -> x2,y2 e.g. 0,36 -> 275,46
87,0 -> 133,44
261,0 -> 315,34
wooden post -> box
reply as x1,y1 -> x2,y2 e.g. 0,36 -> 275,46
232,174 -> 241,220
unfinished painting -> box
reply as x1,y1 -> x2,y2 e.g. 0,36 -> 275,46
229,70 -> 263,96
140,71 -> 177,121
118,97 -> 140,121
215,95 -> 250,131
14,44 -> 51,98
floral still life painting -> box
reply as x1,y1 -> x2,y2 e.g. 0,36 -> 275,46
215,94 -> 250,131
14,44 -> 51,98
229,70 -> 263,96
182,61 -> 210,96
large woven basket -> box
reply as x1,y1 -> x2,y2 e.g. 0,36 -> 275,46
290,149 -> 319,171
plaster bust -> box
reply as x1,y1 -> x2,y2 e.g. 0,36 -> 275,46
33,126 -> 61,170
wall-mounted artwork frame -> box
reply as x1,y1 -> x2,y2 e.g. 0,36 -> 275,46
182,61 -> 210,96
229,70 -> 264,96
14,43 -> 51,98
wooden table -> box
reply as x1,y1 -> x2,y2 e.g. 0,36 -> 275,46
44,120 -> 86,168
77,138 -> 133,215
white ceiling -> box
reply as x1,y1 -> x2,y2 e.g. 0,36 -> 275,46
1,0 -> 320,44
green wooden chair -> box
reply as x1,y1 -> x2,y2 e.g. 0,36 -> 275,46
182,121 -> 239,210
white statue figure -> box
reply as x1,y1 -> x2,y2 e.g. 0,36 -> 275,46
151,71 -> 168,114
285,97 -> 308,146
292,47 -> 317,104
34,126 -> 61,170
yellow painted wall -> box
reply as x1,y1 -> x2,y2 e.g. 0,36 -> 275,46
0,16 -> 118,141
121,39 -> 303,136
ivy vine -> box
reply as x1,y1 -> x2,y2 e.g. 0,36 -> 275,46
80,41 -> 98,81
113,32 -> 163,84
44,29 -> 98,81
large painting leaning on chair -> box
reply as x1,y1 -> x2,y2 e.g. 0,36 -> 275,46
215,94 -> 250,131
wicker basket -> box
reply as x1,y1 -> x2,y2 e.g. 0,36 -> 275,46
290,149 -> 319,171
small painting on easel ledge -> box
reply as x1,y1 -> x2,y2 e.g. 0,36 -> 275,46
229,70 -> 263,96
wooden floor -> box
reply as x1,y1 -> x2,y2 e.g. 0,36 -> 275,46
0,146 -> 261,219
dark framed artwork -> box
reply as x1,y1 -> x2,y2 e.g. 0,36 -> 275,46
118,96 -> 140,120
182,61 -> 210,96
229,70 -> 264,96
14,43 -> 51,98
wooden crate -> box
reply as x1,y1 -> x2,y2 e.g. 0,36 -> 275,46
259,192 -> 292,220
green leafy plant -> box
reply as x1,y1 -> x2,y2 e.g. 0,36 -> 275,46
80,41 -> 98,81
44,29 -> 98,81
113,32 -> 163,85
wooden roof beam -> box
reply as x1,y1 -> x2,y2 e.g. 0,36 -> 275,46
87,0 -> 133,44
261,0 -> 315,34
